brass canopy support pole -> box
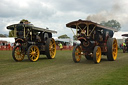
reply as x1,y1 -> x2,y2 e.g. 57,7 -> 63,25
76,25 -> 78,37
14,25 -> 16,37
10,31 -> 13,37
70,28 -> 75,36
83,26 -> 87,30
78,26 -> 82,31
31,27 -> 33,41
23,25 -> 26,38
87,24 -> 89,36
89,26 -> 96,36
31,32 -> 32,41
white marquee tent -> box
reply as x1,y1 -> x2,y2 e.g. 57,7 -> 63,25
113,31 -> 128,39
0,37 -> 15,43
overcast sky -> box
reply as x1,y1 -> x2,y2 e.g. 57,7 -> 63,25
0,0 -> 128,38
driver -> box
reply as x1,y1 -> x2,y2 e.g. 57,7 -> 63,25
80,29 -> 86,37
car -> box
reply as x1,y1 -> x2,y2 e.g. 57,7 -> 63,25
7,23 -> 57,62
66,19 -> 118,64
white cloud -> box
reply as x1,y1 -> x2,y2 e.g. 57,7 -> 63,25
86,0 -> 128,31
0,0 -> 128,38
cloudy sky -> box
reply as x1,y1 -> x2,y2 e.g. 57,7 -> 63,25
0,0 -> 128,38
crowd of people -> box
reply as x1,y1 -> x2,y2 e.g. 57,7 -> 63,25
119,38 -> 128,52
0,41 -> 14,50
56,42 -> 73,50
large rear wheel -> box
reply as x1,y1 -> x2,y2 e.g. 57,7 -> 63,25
12,45 -> 25,62
27,45 -> 40,62
72,45 -> 81,63
107,38 -> 118,61
45,38 -> 56,59
93,46 -> 101,64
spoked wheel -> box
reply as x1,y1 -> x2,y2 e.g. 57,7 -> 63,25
45,38 -> 56,59
107,38 -> 118,61
12,45 -> 25,62
27,45 -> 40,62
72,45 -> 81,63
93,46 -> 101,64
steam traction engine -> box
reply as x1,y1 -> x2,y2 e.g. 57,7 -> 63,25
7,23 -> 57,62
66,20 -> 118,64
122,34 -> 128,53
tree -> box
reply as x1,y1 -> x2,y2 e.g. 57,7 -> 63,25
100,20 -> 121,31
20,19 -> 31,24
0,34 -> 7,37
58,34 -> 70,39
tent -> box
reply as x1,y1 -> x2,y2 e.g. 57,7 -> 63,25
113,31 -> 128,39
0,37 -> 15,43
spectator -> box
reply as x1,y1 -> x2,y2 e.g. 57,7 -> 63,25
123,42 -> 126,47
59,43 -> 63,50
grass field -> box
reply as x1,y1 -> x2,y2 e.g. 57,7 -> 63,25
0,50 -> 128,85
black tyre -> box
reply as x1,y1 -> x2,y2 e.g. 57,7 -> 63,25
27,45 -> 40,62
45,38 -> 56,59
93,46 -> 101,64
12,45 -> 25,62
72,44 -> 81,63
107,38 -> 118,61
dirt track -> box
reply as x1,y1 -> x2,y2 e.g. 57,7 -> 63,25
0,50 -> 128,85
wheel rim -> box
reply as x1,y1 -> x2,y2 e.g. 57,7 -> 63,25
96,47 -> 101,63
29,46 -> 39,61
49,38 -> 56,58
75,46 -> 81,62
14,46 -> 24,61
112,39 -> 118,60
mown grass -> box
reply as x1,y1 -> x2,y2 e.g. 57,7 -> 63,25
89,50 -> 128,85
90,65 -> 128,85
0,50 -> 72,76
0,50 -> 128,85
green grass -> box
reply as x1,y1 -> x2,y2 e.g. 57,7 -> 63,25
89,50 -> 128,85
0,50 -> 72,76
90,65 -> 128,85
0,50 -> 128,85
